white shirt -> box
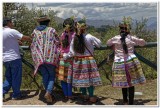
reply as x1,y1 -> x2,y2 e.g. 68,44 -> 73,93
3,27 -> 23,62
107,35 -> 146,60
66,34 -> 101,57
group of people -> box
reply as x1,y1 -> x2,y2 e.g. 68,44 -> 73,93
3,15 -> 146,105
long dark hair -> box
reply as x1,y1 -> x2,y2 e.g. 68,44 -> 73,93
62,18 -> 75,48
119,24 -> 130,54
120,32 -> 128,54
62,32 -> 69,48
73,21 -> 86,54
73,34 -> 85,54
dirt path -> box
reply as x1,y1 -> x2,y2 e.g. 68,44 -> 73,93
3,79 -> 157,105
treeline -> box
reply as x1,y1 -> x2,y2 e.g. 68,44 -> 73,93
3,3 -> 157,89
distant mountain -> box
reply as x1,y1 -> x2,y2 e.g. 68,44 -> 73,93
54,16 -> 64,24
86,19 -> 120,28
147,17 -> 157,30
54,16 -> 157,30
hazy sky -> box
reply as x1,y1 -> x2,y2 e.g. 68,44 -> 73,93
26,3 -> 157,20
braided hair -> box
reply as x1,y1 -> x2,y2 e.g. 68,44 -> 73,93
119,16 -> 132,54
119,24 -> 131,54
73,20 -> 87,54
120,32 -> 128,54
62,18 -> 75,48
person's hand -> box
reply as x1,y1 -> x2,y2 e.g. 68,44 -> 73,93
63,53 -> 69,60
18,40 -> 23,46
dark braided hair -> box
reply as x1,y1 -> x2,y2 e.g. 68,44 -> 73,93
73,20 -> 86,54
119,17 -> 132,54
120,32 -> 128,54
119,24 -> 130,54
62,18 -> 75,48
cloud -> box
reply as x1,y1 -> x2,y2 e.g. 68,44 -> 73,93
26,3 -> 157,20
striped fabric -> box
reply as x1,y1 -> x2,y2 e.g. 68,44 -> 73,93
112,54 -> 146,88
30,27 -> 60,75
71,56 -> 102,87
56,54 -> 73,82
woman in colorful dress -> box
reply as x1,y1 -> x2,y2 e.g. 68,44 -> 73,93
64,19 -> 102,103
57,18 -> 76,100
107,17 -> 146,105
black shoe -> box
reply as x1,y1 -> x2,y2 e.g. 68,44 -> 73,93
3,94 -> 6,102
12,94 -> 27,100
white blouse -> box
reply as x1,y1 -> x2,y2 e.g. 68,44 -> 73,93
64,34 -> 101,58
107,34 -> 146,60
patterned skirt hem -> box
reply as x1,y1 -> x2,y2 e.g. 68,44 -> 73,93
72,82 -> 102,87
112,80 -> 146,88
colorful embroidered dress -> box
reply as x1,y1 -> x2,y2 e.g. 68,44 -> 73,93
57,32 -> 75,82
107,35 -> 146,88
66,34 -> 102,87
31,27 -> 60,75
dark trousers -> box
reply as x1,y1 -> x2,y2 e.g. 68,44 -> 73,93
122,86 -> 135,105
80,86 -> 94,97
61,81 -> 72,97
38,64 -> 56,94
3,59 -> 22,98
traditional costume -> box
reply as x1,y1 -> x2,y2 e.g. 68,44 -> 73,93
107,16 -> 146,105
107,35 -> 146,88
56,18 -> 76,99
31,22 -> 60,75
30,15 -> 60,102
64,19 -> 102,103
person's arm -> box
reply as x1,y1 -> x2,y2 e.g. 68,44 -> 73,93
106,36 -> 116,46
18,39 -> 23,45
63,39 -> 74,60
21,35 -> 32,42
11,29 -> 32,42
131,36 -> 146,46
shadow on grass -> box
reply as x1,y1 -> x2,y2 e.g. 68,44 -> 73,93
38,89 -> 107,105
114,98 -> 157,105
4,90 -> 39,102
3,90 -> 157,105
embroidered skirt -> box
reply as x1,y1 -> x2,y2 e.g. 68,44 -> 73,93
71,56 -> 102,87
56,54 -> 73,82
112,54 -> 146,88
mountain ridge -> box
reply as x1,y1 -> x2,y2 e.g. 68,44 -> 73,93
54,16 -> 157,30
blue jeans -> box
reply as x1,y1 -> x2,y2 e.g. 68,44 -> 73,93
3,59 -> 22,98
38,64 -> 56,94
61,81 -> 72,97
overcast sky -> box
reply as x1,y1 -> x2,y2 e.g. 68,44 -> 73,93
26,3 -> 157,20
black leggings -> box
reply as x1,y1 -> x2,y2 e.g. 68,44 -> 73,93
122,86 -> 135,105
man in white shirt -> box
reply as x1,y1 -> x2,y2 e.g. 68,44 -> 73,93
3,18 -> 31,101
